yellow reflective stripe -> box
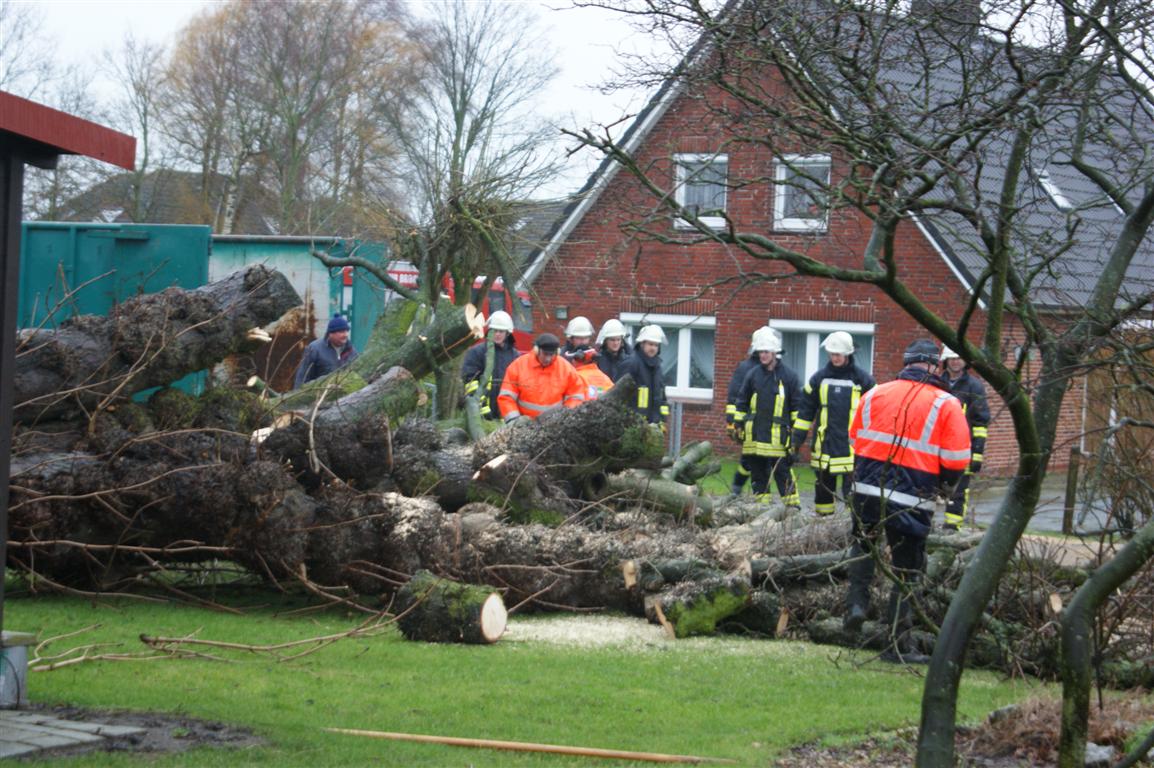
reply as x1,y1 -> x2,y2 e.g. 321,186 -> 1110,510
725,404 -> 737,415
814,503 -> 835,516
660,405 -> 669,416
734,410 -> 747,421
771,380 -> 786,446
465,380 -> 479,394
638,387 -> 649,409
972,426 -> 989,438
849,384 -> 862,426
793,418 -> 813,430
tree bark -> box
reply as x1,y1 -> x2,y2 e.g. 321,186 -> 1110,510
14,265 -> 300,424
1058,517 -> 1154,768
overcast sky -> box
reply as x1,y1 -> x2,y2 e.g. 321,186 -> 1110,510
19,0 -> 659,198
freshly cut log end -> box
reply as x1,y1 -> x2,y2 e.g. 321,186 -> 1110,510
396,570 -> 508,644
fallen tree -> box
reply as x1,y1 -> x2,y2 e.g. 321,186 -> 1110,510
6,281 -> 1151,687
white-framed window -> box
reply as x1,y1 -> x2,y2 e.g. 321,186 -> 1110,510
767,320 -> 874,381
773,154 -> 831,232
622,312 -> 716,402
673,153 -> 728,230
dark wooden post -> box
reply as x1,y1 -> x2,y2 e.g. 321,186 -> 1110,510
1063,446 -> 1081,535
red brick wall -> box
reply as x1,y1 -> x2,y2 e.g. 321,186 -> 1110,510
530,78 -> 1081,477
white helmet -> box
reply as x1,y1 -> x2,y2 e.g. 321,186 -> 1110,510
487,310 -> 514,332
596,318 -> 627,345
822,331 -> 855,355
564,316 -> 594,338
636,325 -> 667,345
751,327 -> 783,353
940,345 -> 960,361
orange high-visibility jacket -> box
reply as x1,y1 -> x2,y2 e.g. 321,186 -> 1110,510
575,362 -> 614,400
849,369 -> 971,511
498,354 -> 586,422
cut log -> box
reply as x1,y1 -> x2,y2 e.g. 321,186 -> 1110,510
657,575 -> 751,638
14,265 -> 300,424
660,441 -> 715,483
746,549 -> 853,587
718,591 -> 782,637
602,470 -> 716,523
395,570 -> 507,644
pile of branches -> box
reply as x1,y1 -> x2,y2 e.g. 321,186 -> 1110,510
6,267 -> 1152,687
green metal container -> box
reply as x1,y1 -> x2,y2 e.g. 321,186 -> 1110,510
18,221 -> 211,329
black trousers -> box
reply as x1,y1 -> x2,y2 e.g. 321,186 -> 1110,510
814,468 -> 853,515
748,455 -> 798,503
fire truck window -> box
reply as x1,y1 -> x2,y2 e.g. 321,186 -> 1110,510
488,291 -> 506,312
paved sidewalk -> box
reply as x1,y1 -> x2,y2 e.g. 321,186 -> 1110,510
0,709 -> 144,759
967,472 -> 1112,534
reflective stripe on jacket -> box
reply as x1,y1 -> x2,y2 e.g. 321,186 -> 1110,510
497,354 -> 586,421
850,367 -> 971,512
734,362 -> 802,457
793,361 -> 874,473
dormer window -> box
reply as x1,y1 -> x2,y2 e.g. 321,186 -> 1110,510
1035,168 -> 1074,211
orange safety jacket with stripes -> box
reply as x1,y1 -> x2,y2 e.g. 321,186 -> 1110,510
497,353 -> 586,422
849,367 -> 971,519
575,362 -> 614,401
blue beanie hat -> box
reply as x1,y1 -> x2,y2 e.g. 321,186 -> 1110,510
327,314 -> 350,334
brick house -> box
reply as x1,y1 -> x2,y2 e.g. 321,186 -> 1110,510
514,6 -> 1146,476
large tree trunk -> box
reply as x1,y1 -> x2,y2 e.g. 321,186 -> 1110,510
14,265 -> 300,424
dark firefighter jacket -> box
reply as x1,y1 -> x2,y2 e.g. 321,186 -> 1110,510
619,351 -> 668,424
294,337 -> 358,388
461,334 -> 521,419
596,341 -> 634,382
734,362 -> 803,457
849,366 -> 971,538
725,354 -> 761,426
793,360 -> 875,473
944,369 -> 990,466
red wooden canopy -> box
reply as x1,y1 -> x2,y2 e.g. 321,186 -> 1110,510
0,90 -> 136,170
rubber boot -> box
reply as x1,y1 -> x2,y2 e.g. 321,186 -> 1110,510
880,583 -> 931,665
843,543 -> 873,634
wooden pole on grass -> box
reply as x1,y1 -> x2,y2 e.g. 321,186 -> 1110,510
324,727 -> 737,764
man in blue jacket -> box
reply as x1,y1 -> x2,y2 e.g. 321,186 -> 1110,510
293,314 -> 358,387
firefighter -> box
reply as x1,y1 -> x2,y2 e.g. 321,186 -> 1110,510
733,328 -> 803,507
461,310 -> 521,420
293,314 -> 358,387
497,333 -> 585,423
938,346 -> 991,531
792,331 -> 876,516
845,339 -> 971,664
725,327 -> 775,496
595,318 -> 633,382
618,325 -> 669,425
559,315 -> 613,398
562,316 -> 595,356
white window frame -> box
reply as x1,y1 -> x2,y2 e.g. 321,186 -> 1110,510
767,319 -> 875,381
673,153 -> 728,230
622,312 -> 716,402
773,154 -> 831,232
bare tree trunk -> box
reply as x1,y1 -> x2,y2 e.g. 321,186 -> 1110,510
1057,518 -> 1154,768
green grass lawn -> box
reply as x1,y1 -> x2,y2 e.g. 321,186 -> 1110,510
696,458 -> 817,497
6,593 -> 1049,767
